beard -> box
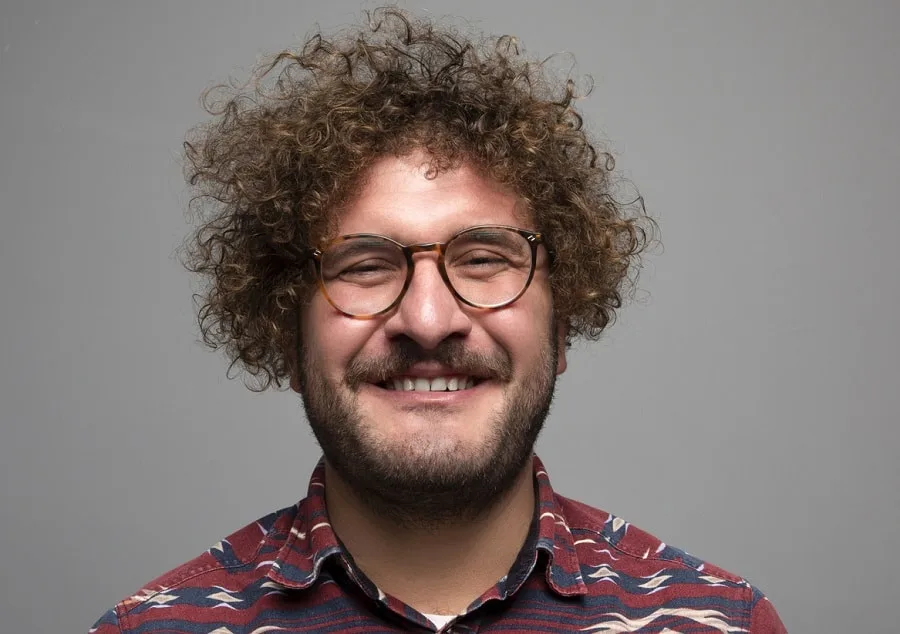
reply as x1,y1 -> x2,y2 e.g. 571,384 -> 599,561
296,328 -> 559,529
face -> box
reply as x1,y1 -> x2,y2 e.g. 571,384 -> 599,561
293,152 -> 567,526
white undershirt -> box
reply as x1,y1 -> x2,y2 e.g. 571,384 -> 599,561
424,613 -> 456,629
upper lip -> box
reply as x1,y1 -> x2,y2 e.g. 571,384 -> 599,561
374,364 -> 487,381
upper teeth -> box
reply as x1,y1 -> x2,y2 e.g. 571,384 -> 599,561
387,376 -> 475,391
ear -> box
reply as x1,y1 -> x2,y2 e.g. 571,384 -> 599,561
287,345 -> 302,393
555,320 -> 568,375
287,311 -> 303,394
289,364 -> 301,393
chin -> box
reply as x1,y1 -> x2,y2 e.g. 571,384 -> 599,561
375,428 -> 495,464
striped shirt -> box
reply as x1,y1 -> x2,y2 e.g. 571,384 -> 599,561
89,455 -> 786,633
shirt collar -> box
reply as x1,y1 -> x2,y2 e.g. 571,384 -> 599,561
266,454 -> 588,597
531,455 -> 589,596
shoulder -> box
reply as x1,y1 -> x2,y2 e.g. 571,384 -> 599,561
559,494 -> 745,581
89,503 -> 299,634
555,494 -> 786,632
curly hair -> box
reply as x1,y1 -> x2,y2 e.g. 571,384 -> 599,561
182,7 -> 655,390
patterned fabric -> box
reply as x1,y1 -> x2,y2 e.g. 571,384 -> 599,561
89,456 -> 786,633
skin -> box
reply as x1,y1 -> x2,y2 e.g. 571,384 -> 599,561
291,150 -> 567,616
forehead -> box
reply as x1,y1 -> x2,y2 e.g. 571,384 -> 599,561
332,153 -> 531,242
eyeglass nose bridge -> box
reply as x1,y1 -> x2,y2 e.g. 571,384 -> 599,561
404,241 -> 447,256
395,240 -> 458,308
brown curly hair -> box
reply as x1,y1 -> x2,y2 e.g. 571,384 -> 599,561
182,7 -> 655,390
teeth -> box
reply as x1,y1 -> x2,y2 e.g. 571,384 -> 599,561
385,376 -> 477,392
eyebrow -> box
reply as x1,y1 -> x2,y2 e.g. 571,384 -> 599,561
453,228 -> 521,245
328,237 -> 400,256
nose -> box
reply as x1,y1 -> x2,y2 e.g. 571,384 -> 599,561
381,253 -> 472,349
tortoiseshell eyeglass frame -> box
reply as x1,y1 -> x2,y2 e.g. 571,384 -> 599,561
303,225 -> 548,319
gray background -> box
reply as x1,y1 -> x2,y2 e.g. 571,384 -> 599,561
1,1 -> 898,632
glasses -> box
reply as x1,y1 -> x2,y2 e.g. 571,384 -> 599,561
307,225 -> 546,319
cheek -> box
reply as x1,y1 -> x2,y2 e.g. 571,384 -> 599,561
481,300 -> 554,362
302,302 -> 383,374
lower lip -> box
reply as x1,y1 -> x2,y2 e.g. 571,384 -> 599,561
362,381 -> 487,404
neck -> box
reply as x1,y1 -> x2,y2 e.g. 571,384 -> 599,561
324,458 -> 536,616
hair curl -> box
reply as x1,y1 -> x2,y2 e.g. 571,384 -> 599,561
182,7 -> 656,390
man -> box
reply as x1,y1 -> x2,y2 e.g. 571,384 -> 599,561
91,8 -> 786,633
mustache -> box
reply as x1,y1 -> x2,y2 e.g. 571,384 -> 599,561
345,338 -> 512,389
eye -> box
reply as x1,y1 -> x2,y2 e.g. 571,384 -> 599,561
448,250 -> 516,281
458,251 -> 511,267
344,261 -> 392,273
337,259 -> 400,280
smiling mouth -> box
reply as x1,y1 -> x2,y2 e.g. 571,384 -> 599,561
376,376 -> 484,392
